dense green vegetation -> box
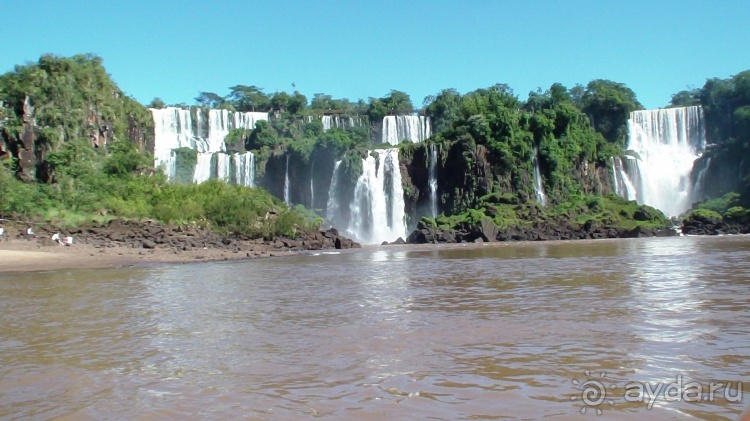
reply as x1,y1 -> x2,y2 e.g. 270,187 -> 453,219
671,70 -> 750,222
0,139 -> 307,237
0,55 -> 314,237
2,52 -> 749,239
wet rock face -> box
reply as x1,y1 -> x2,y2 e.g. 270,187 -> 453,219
402,216 -> 680,245
681,213 -> 750,236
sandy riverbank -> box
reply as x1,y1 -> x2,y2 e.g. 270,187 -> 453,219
0,219 -> 361,273
0,236 -> 301,273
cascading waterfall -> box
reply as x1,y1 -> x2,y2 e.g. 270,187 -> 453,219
625,106 -> 706,217
152,108 -> 203,179
532,147 -> 547,206
428,143 -> 438,217
310,159 -> 315,208
382,116 -> 431,145
151,106 -> 267,184
284,155 -> 291,205
325,161 -> 342,227
233,152 -> 255,187
347,148 -> 407,244
207,109 -> 267,152
193,153 -> 214,183
321,115 -> 361,132
691,157 -> 712,202
216,153 -> 232,182
611,157 -> 637,201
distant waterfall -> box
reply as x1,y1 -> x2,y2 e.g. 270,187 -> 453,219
382,116 -> 431,145
193,153 -> 213,183
691,157 -> 712,202
151,106 -> 267,184
310,159 -> 315,208
326,161 -> 342,227
625,106 -> 706,217
284,155 -> 291,205
347,148 -> 407,244
532,147 -> 547,206
233,152 -> 255,187
207,109 -> 267,152
321,115 -> 362,132
428,143 -> 439,217
216,153 -> 232,182
611,157 -> 637,201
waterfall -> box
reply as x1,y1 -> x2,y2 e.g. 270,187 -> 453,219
625,106 -> 706,217
310,159 -> 315,208
207,109 -> 267,152
347,148 -> 407,244
532,147 -> 547,206
428,143 -> 438,217
325,160 -> 342,227
193,152 -> 213,183
611,157 -> 637,201
233,152 -> 255,187
382,116 -> 431,145
321,115 -> 361,132
151,108 -> 202,180
611,157 -> 621,197
151,106 -> 267,184
284,155 -> 291,205
215,153 -> 232,182
691,157 -> 712,202
321,115 -> 335,132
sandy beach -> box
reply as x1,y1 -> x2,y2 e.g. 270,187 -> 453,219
0,237 -> 300,273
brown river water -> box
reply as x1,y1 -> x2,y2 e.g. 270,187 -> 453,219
1,236 -> 749,420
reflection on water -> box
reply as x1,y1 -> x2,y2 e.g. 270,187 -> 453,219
1,236 -> 749,419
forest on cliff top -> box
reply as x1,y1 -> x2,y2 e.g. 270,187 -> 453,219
1,54 -> 749,238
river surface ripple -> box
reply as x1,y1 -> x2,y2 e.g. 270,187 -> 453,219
1,236 -> 749,420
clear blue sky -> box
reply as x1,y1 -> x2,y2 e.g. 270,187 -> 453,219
2,0 -> 748,109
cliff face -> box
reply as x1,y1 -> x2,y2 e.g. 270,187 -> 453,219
0,54 -> 153,182
399,138 -> 616,224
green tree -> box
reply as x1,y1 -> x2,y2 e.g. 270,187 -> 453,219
148,97 -> 167,109
229,85 -> 270,112
580,79 -> 642,145
424,88 -> 462,133
195,92 -> 225,108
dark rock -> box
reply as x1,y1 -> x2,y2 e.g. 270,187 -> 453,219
142,239 -> 156,249
335,237 -> 353,249
407,229 -> 427,244
480,218 -> 499,242
633,208 -> 652,221
440,231 -> 456,243
393,237 -> 406,245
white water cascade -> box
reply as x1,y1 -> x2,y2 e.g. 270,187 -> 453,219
382,116 -> 431,145
347,148 -> 407,244
321,115 -> 362,132
233,152 -> 255,187
428,143 -> 439,217
310,160 -> 315,208
625,106 -> 706,217
611,157 -> 637,201
325,161 -> 342,227
151,107 -> 267,184
284,155 -> 291,205
691,157 -> 712,202
532,147 -> 547,206
193,152 -> 213,183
